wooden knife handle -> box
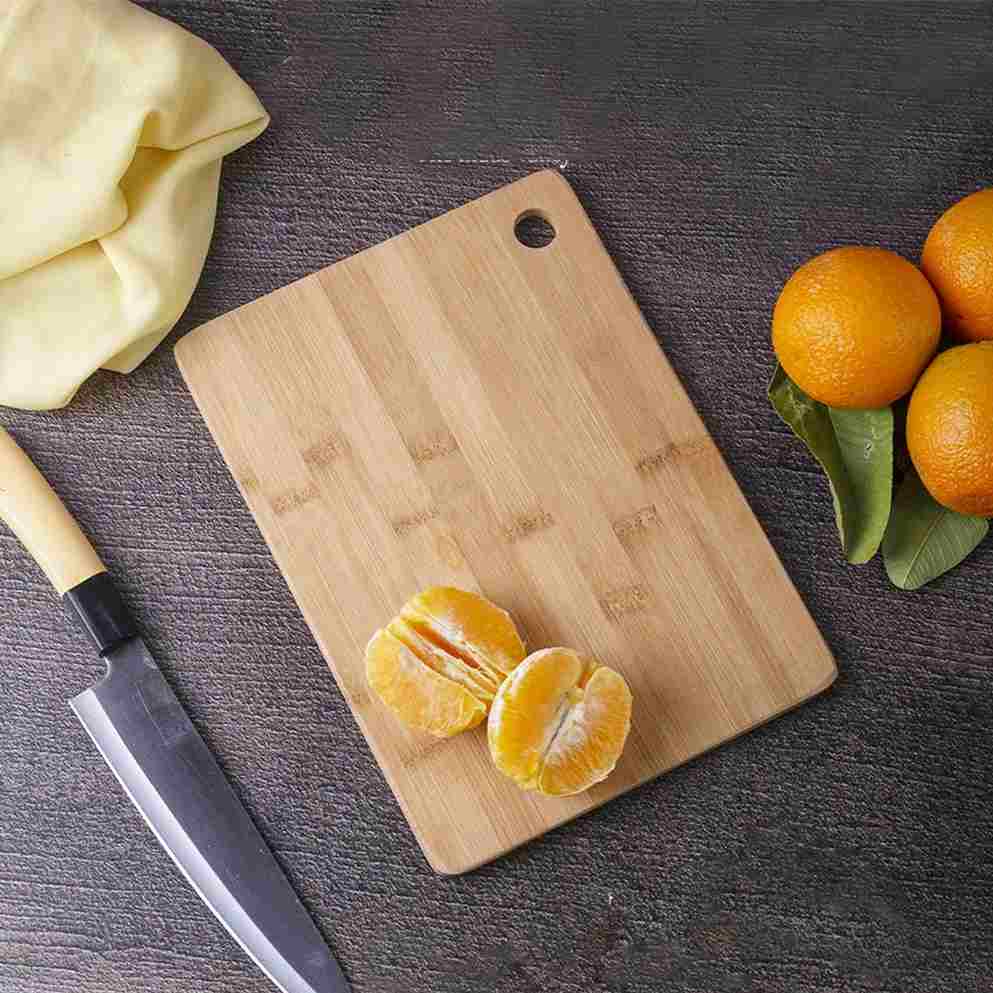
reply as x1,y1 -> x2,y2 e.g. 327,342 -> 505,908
0,427 -> 105,595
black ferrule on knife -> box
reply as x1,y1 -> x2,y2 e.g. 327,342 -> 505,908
63,572 -> 138,655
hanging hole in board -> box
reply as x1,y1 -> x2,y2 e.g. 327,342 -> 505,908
514,210 -> 556,249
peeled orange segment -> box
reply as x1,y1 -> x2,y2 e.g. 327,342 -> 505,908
365,628 -> 486,738
401,586 -> 526,683
488,648 -> 633,796
538,667 -> 633,797
487,648 -> 584,789
387,618 -> 500,702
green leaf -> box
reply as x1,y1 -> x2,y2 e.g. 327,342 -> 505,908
882,470 -> 989,589
768,364 -> 893,564
828,406 -> 894,561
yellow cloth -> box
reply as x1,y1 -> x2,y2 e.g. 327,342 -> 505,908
0,0 -> 268,410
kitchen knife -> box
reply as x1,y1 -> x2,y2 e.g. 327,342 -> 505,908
0,427 -> 350,993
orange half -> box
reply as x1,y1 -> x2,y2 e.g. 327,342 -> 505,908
366,628 -> 487,737
488,648 -> 633,796
365,587 -> 526,738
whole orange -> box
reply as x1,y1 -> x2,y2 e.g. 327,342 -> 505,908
907,342 -> 993,517
772,246 -> 940,408
921,188 -> 993,342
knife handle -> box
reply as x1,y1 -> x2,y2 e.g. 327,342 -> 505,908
0,427 -> 137,654
0,427 -> 104,593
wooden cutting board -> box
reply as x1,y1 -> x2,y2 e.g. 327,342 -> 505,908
176,171 -> 836,874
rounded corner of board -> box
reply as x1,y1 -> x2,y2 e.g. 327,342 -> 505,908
536,167 -> 576,191
173,327 -> 204,368
509,168 -> 580,206
542,169 -> 581,200
421,844 -> 476,877
809,654 -> 840,698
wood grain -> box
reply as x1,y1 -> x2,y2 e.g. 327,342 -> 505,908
176,171 -> 835,873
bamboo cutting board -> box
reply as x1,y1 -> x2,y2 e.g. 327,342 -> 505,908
176,171 -> 836,874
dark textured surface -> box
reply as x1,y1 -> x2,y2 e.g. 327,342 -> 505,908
2,3 -> 992,991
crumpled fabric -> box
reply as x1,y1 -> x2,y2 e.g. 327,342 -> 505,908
0,0 -> 269,410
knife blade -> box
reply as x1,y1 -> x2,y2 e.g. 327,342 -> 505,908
0,427 -> 350,993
